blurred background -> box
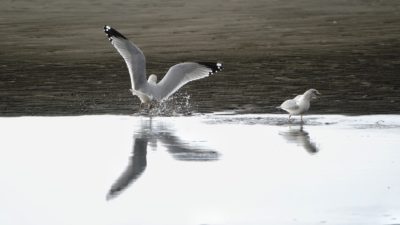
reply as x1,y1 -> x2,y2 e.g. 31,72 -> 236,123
1,0 -> 400,116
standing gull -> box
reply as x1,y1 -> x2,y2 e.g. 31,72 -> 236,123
104,25 -> 223,108
278,89 -> 321,122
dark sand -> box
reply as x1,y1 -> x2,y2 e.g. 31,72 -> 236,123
1,0 -> 400,115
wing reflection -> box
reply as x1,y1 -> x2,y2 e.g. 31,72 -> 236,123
279,125 -> 319,154
107,118 -> 219,200
157,132 -> 219,161
107,137 -> 148,200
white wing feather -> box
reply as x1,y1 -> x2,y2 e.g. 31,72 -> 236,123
294,94 -> 302,101
104,26 -> 147,90
280,99 -> 299,111
152,62 -> 222,100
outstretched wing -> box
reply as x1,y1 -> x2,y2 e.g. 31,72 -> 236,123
104,25 -> 147,90
153,62 -> 223,100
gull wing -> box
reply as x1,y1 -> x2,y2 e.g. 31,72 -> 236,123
280,99 -> 299,111
152,62 -> 223,100
294,94 -> 302,101
104,25 -> 147,90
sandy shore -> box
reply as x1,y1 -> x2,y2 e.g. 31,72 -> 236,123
1,0 -> 400,115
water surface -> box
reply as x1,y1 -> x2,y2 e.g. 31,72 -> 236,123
1,114 -> 399,225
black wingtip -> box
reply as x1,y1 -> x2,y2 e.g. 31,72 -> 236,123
197,62 -> 223,75
104,25 -> 127,41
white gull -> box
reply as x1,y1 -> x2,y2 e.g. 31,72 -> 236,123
104,25 -> 223,109
278,88 -> 321,122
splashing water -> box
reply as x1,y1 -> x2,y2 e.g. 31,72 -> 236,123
134,92 -> 194,116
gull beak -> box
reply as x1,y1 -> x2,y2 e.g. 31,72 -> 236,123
312,90 -> 321,100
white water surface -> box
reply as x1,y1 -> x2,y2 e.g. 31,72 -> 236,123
0,114 -> 400,225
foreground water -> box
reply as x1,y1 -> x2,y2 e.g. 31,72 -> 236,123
1,114 -> 399,225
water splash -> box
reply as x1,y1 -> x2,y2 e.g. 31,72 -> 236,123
136,92 -> 194,117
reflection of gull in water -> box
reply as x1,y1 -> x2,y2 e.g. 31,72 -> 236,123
104,25 -> 223,109
106,119 -> 219,200
107,137 -> 148,200
279,125 -> 319,154
157,132 -> 219,161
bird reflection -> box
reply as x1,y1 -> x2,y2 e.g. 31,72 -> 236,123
279,124 -> 319,154
106,137 -> 148,200
107,119 -> 219,200
158,131 -> 219,161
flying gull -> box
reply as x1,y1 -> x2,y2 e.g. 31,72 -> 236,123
104,25 -> 223,108
278,89 -> 321,122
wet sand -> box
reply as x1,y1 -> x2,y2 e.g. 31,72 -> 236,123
1,0 -> 400,115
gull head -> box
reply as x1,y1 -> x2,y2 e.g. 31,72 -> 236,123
148,74 -> 158,85
305,89 -> 321,100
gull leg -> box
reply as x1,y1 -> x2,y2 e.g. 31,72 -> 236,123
301,114 -> 304,124
148,102 -> 153,110
288,114 -> 291,123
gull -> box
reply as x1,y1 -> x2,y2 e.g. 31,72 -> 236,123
104,25 -> 223,109
278,89 -> 321,122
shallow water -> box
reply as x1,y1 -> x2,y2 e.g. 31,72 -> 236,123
1,114 -> 400,225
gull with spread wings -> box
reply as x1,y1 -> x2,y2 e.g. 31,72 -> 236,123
104,25 -> 223,109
